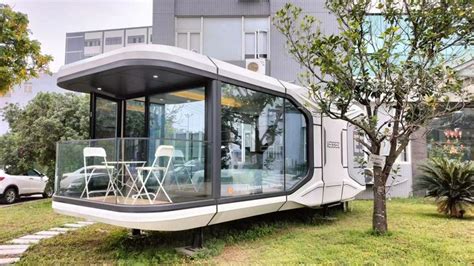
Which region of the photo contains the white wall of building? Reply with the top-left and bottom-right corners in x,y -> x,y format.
0,73 -> 66,135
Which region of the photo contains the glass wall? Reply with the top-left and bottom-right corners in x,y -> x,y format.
59,82 -> 311,206
148,87 -> 210,201
220,83 -> 285,197
427,108 -> 474,161
95,97 -> 117,138
125,98 -> 145,137
285,100 -> 308,189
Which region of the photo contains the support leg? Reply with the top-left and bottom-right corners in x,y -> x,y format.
322,205 -> 328,217
132,229 -> 141,237
191,227 -> 204,249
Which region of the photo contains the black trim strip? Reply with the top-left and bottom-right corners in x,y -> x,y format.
90,93 -> 96,139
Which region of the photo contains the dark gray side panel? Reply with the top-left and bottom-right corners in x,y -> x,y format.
152,0 -> 176,45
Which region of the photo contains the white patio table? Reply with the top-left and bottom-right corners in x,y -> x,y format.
104,161 -> 146,201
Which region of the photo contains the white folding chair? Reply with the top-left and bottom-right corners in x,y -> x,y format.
81,147 -> 119,201
133,145 -> 174,204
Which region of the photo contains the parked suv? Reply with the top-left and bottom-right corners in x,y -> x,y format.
0,169 -> 52,204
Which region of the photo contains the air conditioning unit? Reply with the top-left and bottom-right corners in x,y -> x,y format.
245,58 -> 266,75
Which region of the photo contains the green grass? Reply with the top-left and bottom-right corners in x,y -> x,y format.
0,199 -> 77,243
17,198 -> 474,265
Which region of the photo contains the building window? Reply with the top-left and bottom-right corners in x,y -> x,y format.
203,18 -> 242,61
175,16 -> 270,60
105,37 -> 122,45
176,17 -> 202,53
176,32 -> 201,53
244,31 -> 268,59
127,35 -> 145,44
244,17 -> 269,59
84,39 -> 101,47
220,83 -> 285,197
427,108 -> 474,161
396,147 -> 409,163
24,83 -> 33,93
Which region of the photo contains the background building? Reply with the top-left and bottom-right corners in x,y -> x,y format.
0,73 -> 65,135
65,26 -> 153,64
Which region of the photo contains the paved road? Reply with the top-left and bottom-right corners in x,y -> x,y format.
0,195 -> 45,208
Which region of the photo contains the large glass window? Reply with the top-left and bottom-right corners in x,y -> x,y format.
147,87 -> 210,202
285,100 -> 308,189
95,97 -> 117,139
125,98 -> 145,137
220,83 -> 285,197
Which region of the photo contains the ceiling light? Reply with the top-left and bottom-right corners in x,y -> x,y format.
97,87 -> 102,91
152,75 -> 159,79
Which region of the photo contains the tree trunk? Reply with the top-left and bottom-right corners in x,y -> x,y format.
372,165 -> 388,234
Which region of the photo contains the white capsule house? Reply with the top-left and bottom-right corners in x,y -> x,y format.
52,45 -> 365,231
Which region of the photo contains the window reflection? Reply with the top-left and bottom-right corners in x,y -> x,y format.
147,87 -> 210,202
285,100 -> 308,189
95,97 -> 117,139
125,98 -> 145,137
220,83 -> 285,197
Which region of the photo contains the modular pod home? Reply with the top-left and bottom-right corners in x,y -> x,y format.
52,45 -> 365,231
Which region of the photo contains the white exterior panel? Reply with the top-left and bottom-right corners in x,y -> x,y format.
209,196 -> 286,225
53,201 -> 216,231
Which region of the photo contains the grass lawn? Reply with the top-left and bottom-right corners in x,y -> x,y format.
0,199 -> 77,243
17,198 -> 474,265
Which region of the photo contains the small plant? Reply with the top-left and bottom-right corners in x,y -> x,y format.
416,158 -> 473,218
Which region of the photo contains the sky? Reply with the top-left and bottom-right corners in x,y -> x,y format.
2,0 -> 153,71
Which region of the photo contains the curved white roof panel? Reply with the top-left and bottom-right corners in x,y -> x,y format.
57,45 -> 301,98
58,45 -> 217,80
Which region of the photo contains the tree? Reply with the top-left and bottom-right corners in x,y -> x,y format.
0,93 -> 89,180
274,0 -> 473,234
0,4 -> 52,94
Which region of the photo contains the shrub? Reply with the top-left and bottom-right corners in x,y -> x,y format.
416,158 -> 473,218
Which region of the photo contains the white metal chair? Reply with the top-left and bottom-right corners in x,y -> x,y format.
133,145 -> 174,204
81,147 -> 119,201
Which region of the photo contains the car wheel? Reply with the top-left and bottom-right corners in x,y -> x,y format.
2,188 -> 18,204
42,185 -> 53,198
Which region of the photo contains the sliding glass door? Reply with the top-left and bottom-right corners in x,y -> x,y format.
147,86 -> 211,202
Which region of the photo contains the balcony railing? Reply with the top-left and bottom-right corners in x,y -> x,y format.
55,138 -> 210,206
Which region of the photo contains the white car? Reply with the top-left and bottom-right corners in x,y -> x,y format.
0,169 -> 52,204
